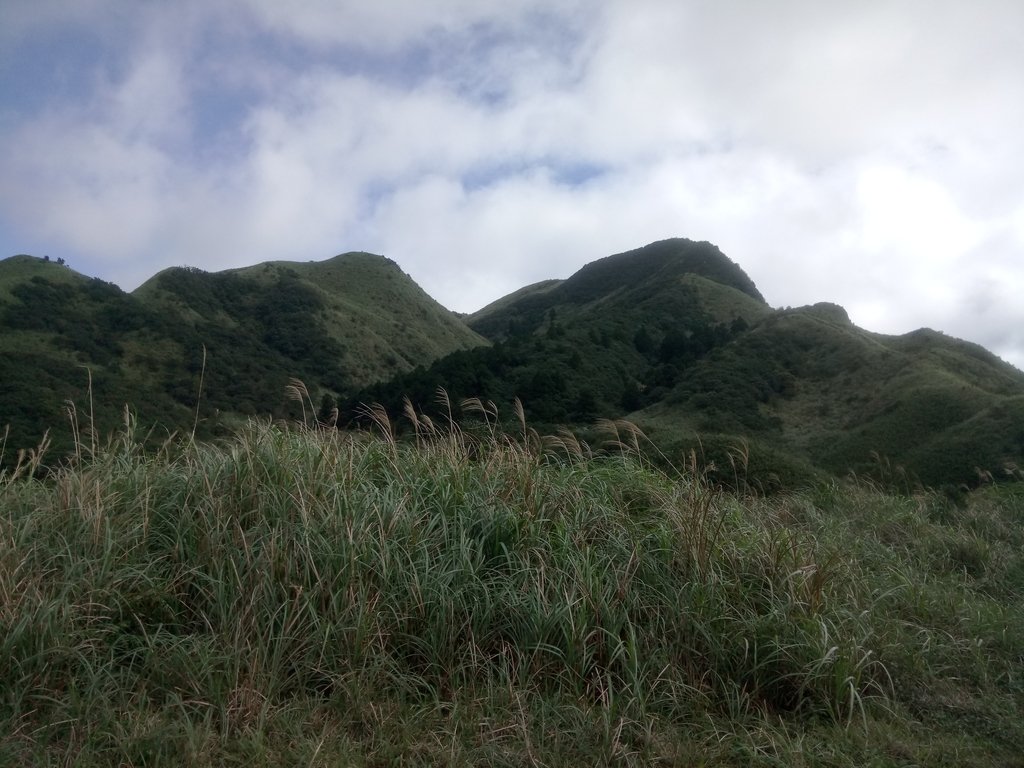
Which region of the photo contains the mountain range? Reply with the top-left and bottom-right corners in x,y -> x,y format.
3,239 -> 1023,489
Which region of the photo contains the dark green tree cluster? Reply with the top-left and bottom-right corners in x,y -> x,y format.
0,278 -> 189,466
3,276 -> 155,366
347,306 -> 751,432
345,331 -> 618,430
148,267 -> 349,418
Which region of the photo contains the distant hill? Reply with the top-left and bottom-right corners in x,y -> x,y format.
633,301 -> 1024,487
0,252 -> 485,466
351,239 -> 1024,490
469,238 -> 766,340
1,255 -> 193,464
354,239 -> 773,424
5,240 -> 1023,488
135,252 -> 486,391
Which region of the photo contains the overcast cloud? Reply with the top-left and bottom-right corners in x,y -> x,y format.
2,0 -> 1022,368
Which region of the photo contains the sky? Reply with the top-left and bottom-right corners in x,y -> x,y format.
2,0 -> 1023,369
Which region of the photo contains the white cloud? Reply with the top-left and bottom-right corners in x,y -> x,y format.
857,165 -> 985,268
3,121 -> 172,253
102,50 -> 190,143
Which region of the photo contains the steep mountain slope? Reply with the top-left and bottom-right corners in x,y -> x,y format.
467,279 -> 562,331
354,239 -> 772,424
135,252 -> 486,390
469,238 -> 767,340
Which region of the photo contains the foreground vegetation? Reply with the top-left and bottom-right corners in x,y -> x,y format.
2,404 -> 1022,766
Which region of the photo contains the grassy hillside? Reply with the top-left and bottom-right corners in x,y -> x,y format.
0,256 -> 196,463
637,305 -> 1024,488
136,252 -> 486,388
466,277 -> 563,330
469,238 -> 768,341
2,414 -> 1022,765
0,255 -> 85,299
1,253 -> 486,466
355,239 -> 770,428
5,239 -> 1024,490
355,240 -> 1024,489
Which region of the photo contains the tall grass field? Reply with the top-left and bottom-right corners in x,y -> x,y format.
1,401 -> 1022,766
